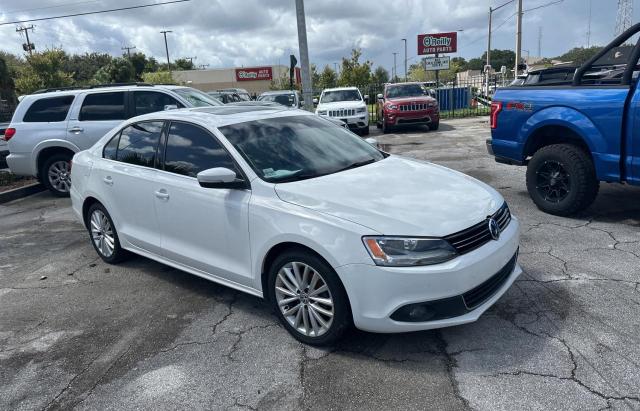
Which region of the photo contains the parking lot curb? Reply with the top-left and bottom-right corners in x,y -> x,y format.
0,183 -> 46,204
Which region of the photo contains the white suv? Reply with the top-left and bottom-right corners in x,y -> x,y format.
315,87 -> 369,135
2,84 -> 222,195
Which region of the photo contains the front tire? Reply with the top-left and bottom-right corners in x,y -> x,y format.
361,125 -> 370,135
526,144 -> 599,216
428,121 -> 440,131
382,116 -> 391,134
86,203 -> 128,264
41,153 -> 72,197
268,250 -> 351,346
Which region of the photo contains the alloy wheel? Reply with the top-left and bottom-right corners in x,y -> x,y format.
48,160 -> 71,193
536,160 -> 571,203
90,209 -> 115,258
275,261 -> 334,338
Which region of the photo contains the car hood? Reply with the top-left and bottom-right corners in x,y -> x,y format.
386,96 -> 436,104
317,101 -> 365,110
274,156 -> 503,237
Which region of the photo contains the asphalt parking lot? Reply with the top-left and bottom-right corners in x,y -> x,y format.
2,117 -> 640,410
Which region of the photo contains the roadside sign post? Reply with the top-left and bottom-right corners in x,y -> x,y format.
417,32 -> 458,90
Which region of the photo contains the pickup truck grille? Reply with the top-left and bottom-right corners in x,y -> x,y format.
399,103 -> 428,111
444,203 -> 511,255
328,109 -> 355,117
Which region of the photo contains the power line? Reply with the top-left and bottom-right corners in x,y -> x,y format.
4,1 -> 99,16
0,0 -> 191,26
524,0 -> 564,13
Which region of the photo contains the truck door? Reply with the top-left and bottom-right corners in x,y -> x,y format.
626,80 -> 640,184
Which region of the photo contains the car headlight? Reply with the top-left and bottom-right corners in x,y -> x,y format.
356,107 -> 367,113
386,104 -> 398,110
362,236 -> 457,267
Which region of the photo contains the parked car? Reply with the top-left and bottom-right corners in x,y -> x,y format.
70,105 -> 521,345
258,90 -> 303,108
217,88 -> 251,101
488,23 -> 640,215
376,82 -> 439,133
207,91 -> 243,104
315,87 -> 370,135
2,83 -> 222,196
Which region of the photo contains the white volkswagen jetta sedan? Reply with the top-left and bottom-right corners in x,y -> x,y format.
70,105 -> 521,345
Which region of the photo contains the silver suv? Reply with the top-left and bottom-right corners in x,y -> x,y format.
3,83 -> 222,196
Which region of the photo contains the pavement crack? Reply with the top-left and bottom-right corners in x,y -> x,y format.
435,331 -> 472,410
42,351 -> 103,411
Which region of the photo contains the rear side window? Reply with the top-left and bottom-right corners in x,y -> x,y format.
134,91 -> 183,116
164,122 -> 238,177
80,92 -> 126,121
23,96 -> 75,122
115,121 -> 164,167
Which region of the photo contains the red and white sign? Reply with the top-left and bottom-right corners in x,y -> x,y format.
235,66 -> 273,81
417,32 -> 458,55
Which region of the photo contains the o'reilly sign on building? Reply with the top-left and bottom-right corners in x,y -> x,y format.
417,32 -> 458,55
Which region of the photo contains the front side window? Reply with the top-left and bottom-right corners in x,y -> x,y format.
134,91 -> 183,116
320,90 -> 362,103
115,121 -> 164,167
172,87 -> 223,107
80,92 -> 126,121
219,115 -> 384,183
259,94 -> 296,106
23,96 -> 75,122
164,122 -> 238,177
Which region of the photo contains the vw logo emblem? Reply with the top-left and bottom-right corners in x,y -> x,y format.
488,218 -> 500,241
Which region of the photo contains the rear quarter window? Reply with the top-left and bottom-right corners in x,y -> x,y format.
80,92 -> 126,121
23,96 -> 75,122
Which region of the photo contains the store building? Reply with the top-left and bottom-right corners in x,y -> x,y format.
172,65 -> 299,95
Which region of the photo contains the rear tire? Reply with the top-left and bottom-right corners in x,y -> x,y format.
526,144 -> 599,216
41,153 -> 72,197
268,250 -> 351,346
86,203 -> 128,264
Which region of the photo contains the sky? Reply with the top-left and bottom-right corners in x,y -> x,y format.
0,0 -> 637,73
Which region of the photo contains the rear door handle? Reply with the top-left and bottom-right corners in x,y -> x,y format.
68,126 -> 84,133
155,189 -> 169,200
103,176 -> 113,185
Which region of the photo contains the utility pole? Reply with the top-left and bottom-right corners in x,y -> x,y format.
160,30 -> 172,71
586,0 -> 592,46
333,62 -> 338,74
538,27 -> 542,57
294,0 -> 313,111
515,0 -> 523,76
16,25 -> 35,55
402,38 -> 407,82
122,45 -> 136,58
486,7 -> 493,97
183,56 -> 196,68
392,52 -> 397,82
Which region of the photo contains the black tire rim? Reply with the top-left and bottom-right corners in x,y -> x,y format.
536,160 -> 571,203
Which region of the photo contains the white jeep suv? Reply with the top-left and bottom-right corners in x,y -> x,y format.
315,87 -> 369,135
2,84 -> 221,196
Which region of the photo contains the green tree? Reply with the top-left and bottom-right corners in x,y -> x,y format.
478,49 -> 515,72
339,48 -> 372,87
128,52 -> 149,80
371,66 -> 389,84
317,65 -> 337,90
142,71 -> 174,84
91,57 -> 135,84
64,52 -> 112,84
145,57 -> 159,73
555,46 -> 603,65
174,58 -> 195,70
14,49 -> 74,94
408,62 -> 427,82
0,55 -> 17,105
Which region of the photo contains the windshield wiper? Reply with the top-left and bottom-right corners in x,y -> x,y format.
335,158 -> 377,172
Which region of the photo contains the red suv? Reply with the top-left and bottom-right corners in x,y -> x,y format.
376,82 -> 439,133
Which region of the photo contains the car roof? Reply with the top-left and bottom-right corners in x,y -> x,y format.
322,87 -> 359,92
260,90 -> 297,95
130,105 -> 311,128
24,84 -> 188,99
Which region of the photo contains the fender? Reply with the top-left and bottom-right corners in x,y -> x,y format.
519,106 -> 605,154
31,139 -> 81,175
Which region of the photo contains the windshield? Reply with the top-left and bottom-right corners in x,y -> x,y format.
220,115 -> 384,183
386,84 -> 428,98
258,94 -> 296,106
174,88 -> 223,107
320,89 -> 361,103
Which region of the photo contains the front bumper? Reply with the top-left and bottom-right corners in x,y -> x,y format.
336,216 -> 521,333
319,113 -> 369,130
385,109 -> 439,126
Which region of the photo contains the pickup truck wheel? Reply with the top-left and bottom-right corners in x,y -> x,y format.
526,144 -> 599,216
41,153 -> 72,197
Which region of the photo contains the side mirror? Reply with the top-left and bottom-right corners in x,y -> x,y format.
164,104 -> 179,111
365,137 -> 378,147
312,97 -> 318,106
364,94 -> 369,103
376,93 -> 383,101
197,167 -> 247,189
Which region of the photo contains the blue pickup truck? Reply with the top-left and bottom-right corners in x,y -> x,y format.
487,24 -> 640,216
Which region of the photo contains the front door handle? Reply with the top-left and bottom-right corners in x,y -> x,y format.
155,189 -> 170,200
68,126 -> 84,133
103,176 -> 113,185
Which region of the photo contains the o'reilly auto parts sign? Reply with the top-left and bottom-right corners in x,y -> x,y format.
425,56 -> 450,71
418,32 -> 458,55
235,66 -> 273,81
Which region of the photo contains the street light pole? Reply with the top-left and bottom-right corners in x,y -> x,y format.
515,0 -> 523,76
294,0 -> 313,111
402,38 -> 407,82
160,30 -> 172,71
392,52 -> 397,82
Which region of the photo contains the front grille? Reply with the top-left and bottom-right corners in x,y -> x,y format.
444,202 -> 511,255
463,251 -> 518,309
399,103 -> 429,111
328,108 -> 355,117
